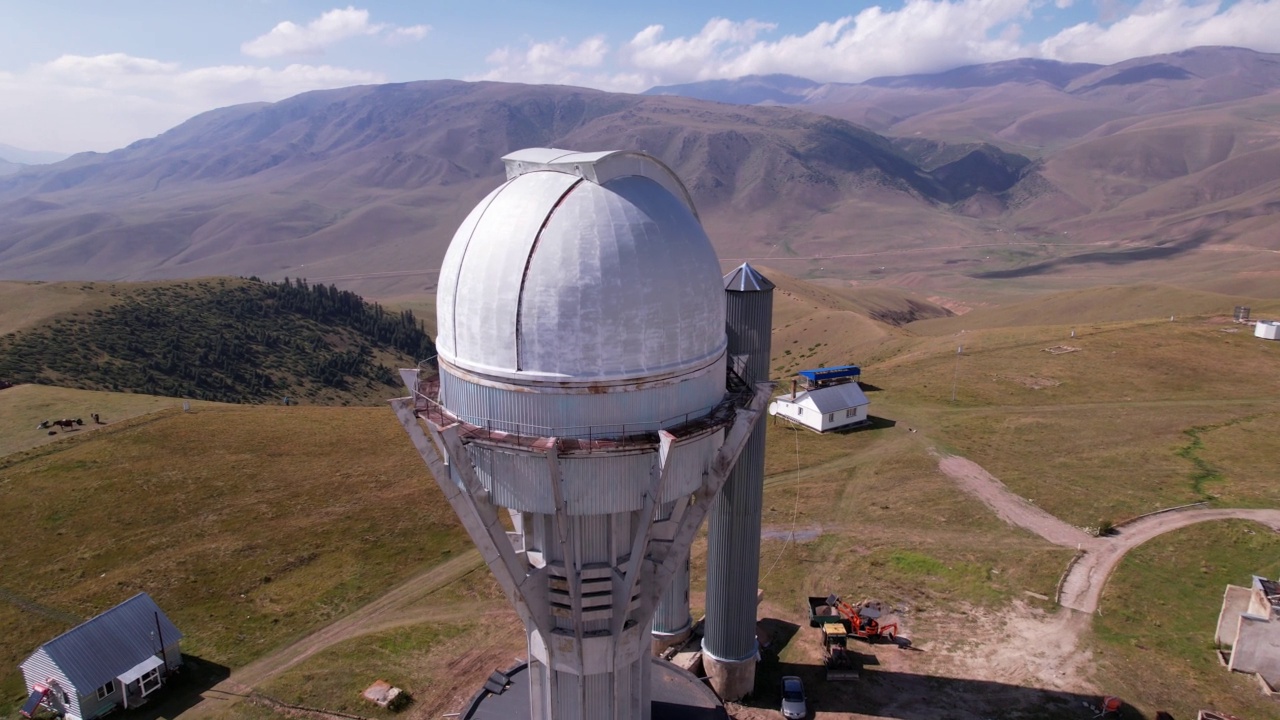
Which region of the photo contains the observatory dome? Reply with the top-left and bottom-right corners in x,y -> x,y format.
436,149 -> 726,385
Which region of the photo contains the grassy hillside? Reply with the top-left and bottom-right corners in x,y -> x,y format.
0,278 -> 434,405
0,384 -> 220,457
0,404 -> 468,715
910,284 -> 1280,335
0,281 -> 122,336
7,276 -> 1279,717
1094,521 -> 1280,718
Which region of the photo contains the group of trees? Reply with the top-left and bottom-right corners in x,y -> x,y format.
0,278 -> 435,404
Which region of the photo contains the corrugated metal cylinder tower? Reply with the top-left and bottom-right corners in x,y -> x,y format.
702,263 -> 775,700
393,149 -> 772,720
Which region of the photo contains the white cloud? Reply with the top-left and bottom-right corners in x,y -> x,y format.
474,0 -> 1280,93
0,54 -> 383,152
387,25 -> 431,44
618,3 -> 1030,84
472,36 -> 644,91
1038,0 -> 1280,63
242,6 -> 429,58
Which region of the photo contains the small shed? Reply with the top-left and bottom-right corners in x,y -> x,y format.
769,382 -> 870,433
1255,321 -> 1280,340
20,593 -> 183,720
1216,575 -> 1280,691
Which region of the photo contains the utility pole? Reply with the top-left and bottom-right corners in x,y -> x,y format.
951,345 -> 962,403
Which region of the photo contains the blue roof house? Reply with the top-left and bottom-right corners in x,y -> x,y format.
20,593 -> 183,720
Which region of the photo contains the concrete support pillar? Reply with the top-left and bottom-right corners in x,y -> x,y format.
702,263 -> 774,701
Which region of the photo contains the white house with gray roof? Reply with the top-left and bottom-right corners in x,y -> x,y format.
20,593 -> 182,720
769,381 -> 870,433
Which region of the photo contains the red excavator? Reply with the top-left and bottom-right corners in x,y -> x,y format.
809,595 -> 898,643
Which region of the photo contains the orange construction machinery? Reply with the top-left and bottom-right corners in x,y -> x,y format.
807,594 -> 899,643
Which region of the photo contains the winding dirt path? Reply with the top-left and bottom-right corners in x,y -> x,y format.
1059,508 -> 1280,613
936,455 -> 1095,548
182,548 -> 489,718
936,453 -> 1280,613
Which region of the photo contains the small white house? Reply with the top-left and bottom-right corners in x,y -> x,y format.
769,382 -> 870,433
1256,321 -> 1280,340
20,593 -> 183,720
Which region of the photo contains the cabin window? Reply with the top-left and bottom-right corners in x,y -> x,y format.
96,680 -> 116,700
827,413 -> 834,422
845,409 -> 855,419
797,407 -> 803,415
139,668 -> 161,697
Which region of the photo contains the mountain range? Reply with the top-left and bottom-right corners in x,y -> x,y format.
1,46 -> 1279,301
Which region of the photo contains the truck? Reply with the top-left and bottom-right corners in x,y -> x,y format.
819,621 -> 859,680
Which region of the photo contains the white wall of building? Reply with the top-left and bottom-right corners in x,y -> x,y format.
769,395 -> 868,433
1256,321 -> 1280,340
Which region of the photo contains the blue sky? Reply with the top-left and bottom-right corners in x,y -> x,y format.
2,0 -> 1278,154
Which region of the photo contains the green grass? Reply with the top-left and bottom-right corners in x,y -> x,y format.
1093,521 -> 1280,719
252,621 -> 473,719
0,404 -> 467,715
869,316 -> 1280,526
758,423 -> 1068,619
0,277 -> 434,405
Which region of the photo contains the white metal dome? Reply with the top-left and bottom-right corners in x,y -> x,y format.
436,149 -> 726,385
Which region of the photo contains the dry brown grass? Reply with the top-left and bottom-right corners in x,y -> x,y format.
0,384 -> 220,457
0,404 -> 468,713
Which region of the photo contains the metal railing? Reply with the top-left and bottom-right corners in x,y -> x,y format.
411,365 -> 757,452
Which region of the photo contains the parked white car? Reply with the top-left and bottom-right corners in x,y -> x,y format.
781,675 -> 806,719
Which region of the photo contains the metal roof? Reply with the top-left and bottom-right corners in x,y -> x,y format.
786,382 -> 869,413
501,148 -> 698,219
26,593 -> 182,692
437,149 -> 727,385
722,263 -> 774,292
798,366 -> 861,383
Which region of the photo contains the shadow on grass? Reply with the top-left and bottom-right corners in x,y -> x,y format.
119,656 -> 230,720
746,656 -> 1146,720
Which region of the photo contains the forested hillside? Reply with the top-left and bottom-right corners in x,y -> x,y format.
0,278 -> 434,404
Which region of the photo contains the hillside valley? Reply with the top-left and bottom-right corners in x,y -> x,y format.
0,278 -> 434,405
4,275 -> 1280,720
2,47 -> 1280,303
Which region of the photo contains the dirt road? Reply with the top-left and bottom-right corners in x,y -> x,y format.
1058,508 -> 1280,613
936,454 -> 1096,548
937,453 -> 1280,613
183,548 -> 488,718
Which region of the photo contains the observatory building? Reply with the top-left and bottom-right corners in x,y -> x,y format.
393,148 -> 773,719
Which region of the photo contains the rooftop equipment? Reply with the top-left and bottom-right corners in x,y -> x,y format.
798,365 -> 861,389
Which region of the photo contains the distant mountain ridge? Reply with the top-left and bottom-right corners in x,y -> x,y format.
0,81 -> 1031,293
0,143 -> 69,165
645,46 -> 1280,150
1,46 -> 1279,300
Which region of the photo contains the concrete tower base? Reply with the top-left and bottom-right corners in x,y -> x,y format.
652,621 -> 693,655
701,646 -> 757,701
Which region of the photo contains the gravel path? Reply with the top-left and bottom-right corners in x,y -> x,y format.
182,548 -> 489,718
937,453 -> 1280,613
1058,507 -> 1280,613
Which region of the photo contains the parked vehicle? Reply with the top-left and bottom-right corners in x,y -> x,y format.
781,675 -> 806,719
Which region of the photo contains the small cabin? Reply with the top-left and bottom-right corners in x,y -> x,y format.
769,366 -> 869,433
1256,321 -> 1280,341
20,593 -> 183,720
1216,575 -> 1280,692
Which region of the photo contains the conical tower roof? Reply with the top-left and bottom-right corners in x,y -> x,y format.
722,262 -> 774,292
